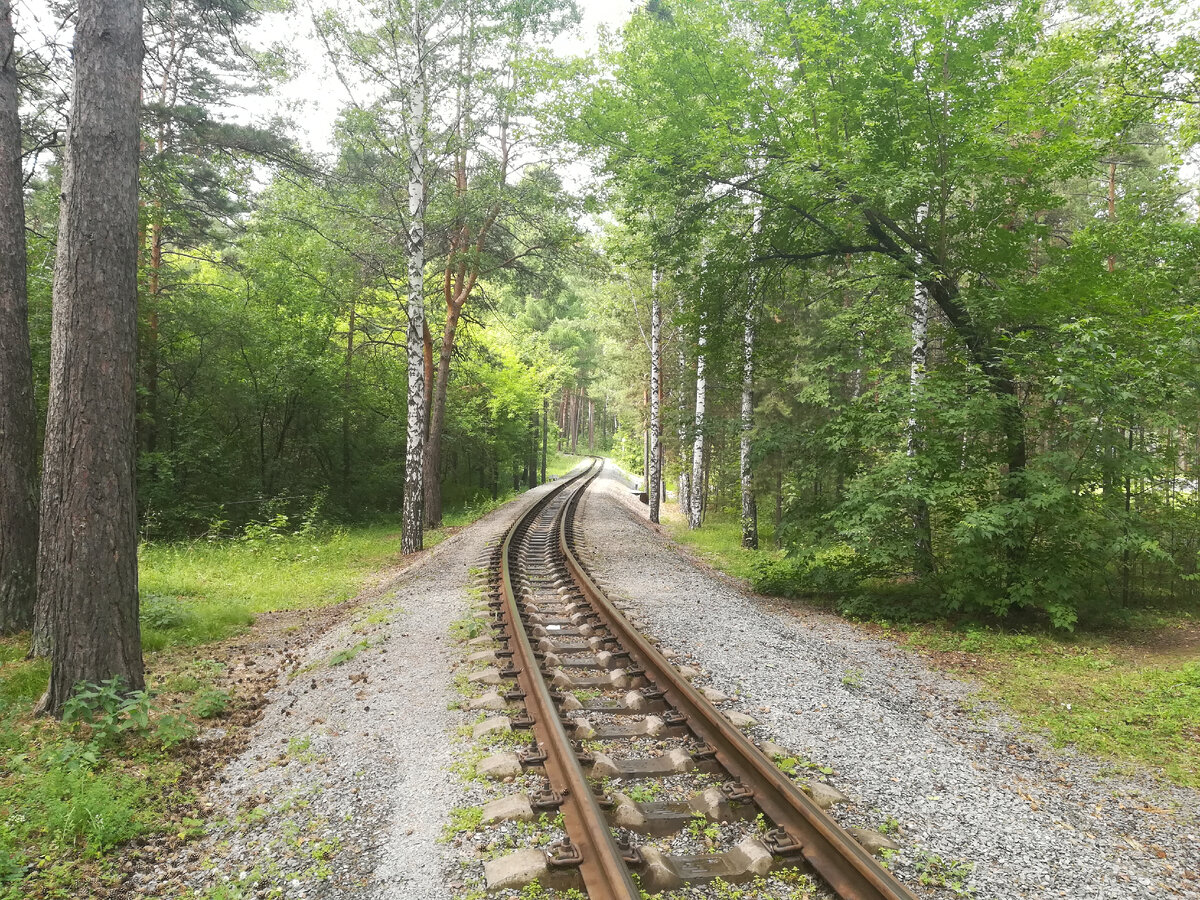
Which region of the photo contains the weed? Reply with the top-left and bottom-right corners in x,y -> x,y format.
840,667 -> 864,688
191,689 -> 231,719
440,806 -> 484,841
329,640 -> 371,667
911,849 -> 975,895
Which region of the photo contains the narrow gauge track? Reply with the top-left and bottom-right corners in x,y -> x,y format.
480,458 -> 917,900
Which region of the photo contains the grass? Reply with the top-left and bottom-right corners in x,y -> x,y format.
0,484 -> 549,899
659,506 -> 781,582
890,620 -> 1200,787
664,513 -> 1200,789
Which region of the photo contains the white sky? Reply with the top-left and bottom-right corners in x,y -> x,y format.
250,0 -> 635,155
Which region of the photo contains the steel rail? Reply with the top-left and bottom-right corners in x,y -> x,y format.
499,458 -> 641,900
559,462 -> 919,900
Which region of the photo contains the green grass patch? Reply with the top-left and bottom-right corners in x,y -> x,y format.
138,524 -> 409,649
660,507 -> 781,582
893,621 -> 1200,787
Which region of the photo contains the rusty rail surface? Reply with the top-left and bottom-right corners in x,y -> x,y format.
498,458 -> 640,899
490,457 -> 918,900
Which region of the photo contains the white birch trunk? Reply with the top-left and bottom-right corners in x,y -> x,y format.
740,212 -> 763,549
648,267 -> 662,524
688,313 -> 707,530
400,7 -> 428,555
908,204 -> 933,574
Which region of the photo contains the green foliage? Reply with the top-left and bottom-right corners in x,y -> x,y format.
62,679 -> 154,747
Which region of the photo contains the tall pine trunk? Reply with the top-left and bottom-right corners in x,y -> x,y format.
0,0 -> 37,634
688,315 -> 707,530
422,305 -> 461,528
648,268 -> 662,524
400,10 -> 428,555
33,0 -> 144,710
541,397 -> 547,483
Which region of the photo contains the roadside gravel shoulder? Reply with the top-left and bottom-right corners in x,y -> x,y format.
128,482 -> 565,900
576,463 -> 1198,900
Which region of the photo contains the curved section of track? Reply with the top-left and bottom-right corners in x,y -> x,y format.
489,458 -> 917,900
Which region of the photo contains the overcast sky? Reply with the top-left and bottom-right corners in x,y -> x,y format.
248,0 -> 635,155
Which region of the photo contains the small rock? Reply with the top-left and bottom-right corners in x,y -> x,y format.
848,827 -> 900,856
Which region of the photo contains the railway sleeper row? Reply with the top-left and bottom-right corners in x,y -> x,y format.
458,462 -> 910,900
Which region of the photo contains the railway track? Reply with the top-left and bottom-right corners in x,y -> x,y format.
471,458 -> 918,900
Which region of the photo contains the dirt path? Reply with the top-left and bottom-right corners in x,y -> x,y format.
121,482 -> 564,900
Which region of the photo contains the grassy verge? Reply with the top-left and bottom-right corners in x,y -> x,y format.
0,484 -> 550,899
885,617 -> 1200,787
659,511 -> 1200,790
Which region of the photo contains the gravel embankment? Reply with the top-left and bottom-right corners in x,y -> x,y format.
126,481 -> 564,900
575,463 -> 1198,900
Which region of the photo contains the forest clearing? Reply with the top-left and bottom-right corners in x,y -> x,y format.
1,0 -> 1199,897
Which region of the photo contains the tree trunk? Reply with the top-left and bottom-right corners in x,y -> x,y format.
648,268 -> 662,524
541,397 -> 548,483
588,399 -> 594,452
677,328 -> 691,516
33,0 -> 144,711
0,0 -> 37,634
341,294 -> 357,502
422,303 -> 462,529
907,211 -> 935,577
400,9 -> 428,555
740,290 -> 758,549
526,411 -> 537,489
688,316 -> 707,529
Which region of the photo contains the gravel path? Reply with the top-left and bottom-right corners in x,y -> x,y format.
575,463 -> 1199,900
128,481 -> 564,900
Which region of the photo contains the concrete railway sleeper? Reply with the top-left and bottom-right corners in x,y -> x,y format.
471,458 -> 918,900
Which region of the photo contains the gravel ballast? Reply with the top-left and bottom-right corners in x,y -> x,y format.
575,463 -> 1198,899
130,482 -> 565,900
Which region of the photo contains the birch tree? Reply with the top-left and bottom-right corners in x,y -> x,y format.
688,309 -> 707,530
907,205 -> 933,575
648,266 -> 662,523
0,0 -> 37,634
35,0 -> 145,712
401,1 -> 430,553
740,209 -> 763,549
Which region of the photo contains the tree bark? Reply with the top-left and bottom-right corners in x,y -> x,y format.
400,6 -> 428,555
0,0 -> 37,634
33,0 -> 144,711
341,293 -> 357,502
676,325 -> 691,516
688,315 -> 707,530
741,213 -> 763,550
740,294 -> 758,549
541,397 -> 548,483
648,268 -> 662,524
907,207 -> 934,576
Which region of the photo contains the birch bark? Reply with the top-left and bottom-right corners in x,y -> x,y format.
648,268 -> 662,523
400,3 -> 429,555
688,312 -> 707,530
740,212 -> 763,549
908,205 -> 934,575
